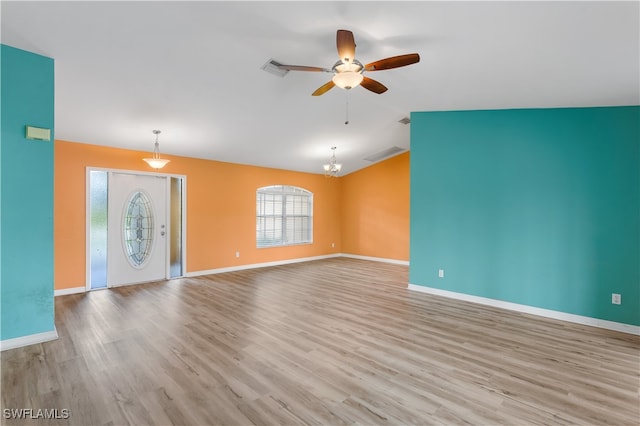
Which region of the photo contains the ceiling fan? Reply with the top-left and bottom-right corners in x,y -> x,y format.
278,29 -> 420,96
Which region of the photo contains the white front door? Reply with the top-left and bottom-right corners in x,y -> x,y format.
107,172 -> 168,287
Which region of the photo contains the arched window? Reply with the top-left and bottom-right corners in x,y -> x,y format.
256,185 -> 313,248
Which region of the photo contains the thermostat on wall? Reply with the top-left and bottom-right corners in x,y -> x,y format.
25,125 -> 51,141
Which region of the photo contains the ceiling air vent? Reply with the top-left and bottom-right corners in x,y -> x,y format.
364,146 -> 405,162
398,117 -> 411,125
261,58 -> 289,77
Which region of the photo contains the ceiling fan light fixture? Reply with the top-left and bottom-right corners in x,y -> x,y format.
143,130 -> 171,169
332,59 -> 364,90
332,72 -> 364,90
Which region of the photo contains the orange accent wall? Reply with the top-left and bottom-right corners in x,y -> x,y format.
54,140 -> 342,290
339,152 -> 410,261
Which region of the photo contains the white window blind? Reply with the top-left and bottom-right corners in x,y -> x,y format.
256,185 -> 313,248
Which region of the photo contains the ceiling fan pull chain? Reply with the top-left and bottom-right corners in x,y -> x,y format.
345,91 -> 350,125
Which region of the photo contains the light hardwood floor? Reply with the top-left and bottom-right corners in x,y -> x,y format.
1,258 -> 639,425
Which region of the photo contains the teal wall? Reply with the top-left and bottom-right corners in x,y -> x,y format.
410,106 -> 639,326
1,45 -> 55,340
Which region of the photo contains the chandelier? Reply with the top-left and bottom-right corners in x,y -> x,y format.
323,146 -> 342,177
143,130 -> 170,169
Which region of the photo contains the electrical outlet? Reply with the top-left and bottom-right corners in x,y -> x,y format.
331,242 -> 335,248
235,251 -> 240,258
438,269 -> 445,278
612,293 -> 621,305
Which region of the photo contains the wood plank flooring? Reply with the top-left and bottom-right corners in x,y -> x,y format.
1,258 -> 639,425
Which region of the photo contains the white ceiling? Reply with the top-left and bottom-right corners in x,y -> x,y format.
2,1 -> 638,175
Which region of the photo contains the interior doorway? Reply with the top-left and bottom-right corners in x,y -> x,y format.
87,169 -> 185,290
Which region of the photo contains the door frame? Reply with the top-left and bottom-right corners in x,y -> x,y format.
85,167 -> 187,291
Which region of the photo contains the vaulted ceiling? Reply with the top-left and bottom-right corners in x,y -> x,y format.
2,1 -> 638,174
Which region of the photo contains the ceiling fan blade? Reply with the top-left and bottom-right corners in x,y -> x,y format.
337,29 -> 356,63
312,80 -> 336,96
278,65 -> 330,72
364,53 -> 420,71
360,76 -> 388,94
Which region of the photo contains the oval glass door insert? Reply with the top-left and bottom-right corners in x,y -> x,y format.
123,190 -> 154,267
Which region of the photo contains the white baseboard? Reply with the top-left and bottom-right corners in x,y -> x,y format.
0,328 -> 59,351
54,286 -> 86,297
185,254 -> 342,277
408,284 -> 640,336
340,253 -> 410,266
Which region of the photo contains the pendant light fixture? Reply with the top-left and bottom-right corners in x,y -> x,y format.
143,130 -> 170,169
323,146 -> 342,177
